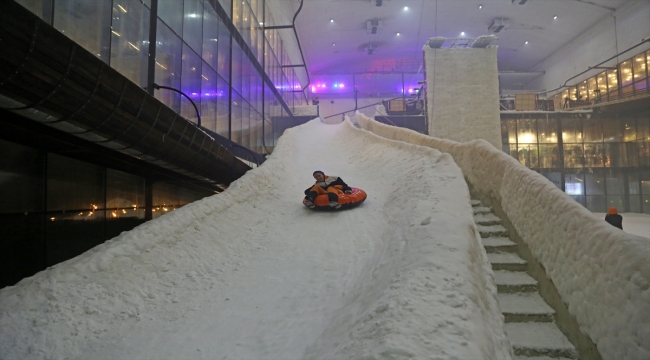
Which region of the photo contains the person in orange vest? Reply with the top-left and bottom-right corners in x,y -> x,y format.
304,170 -> 352,209
605,207 -> 623,230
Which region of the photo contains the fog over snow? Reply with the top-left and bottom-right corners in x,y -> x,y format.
0,120 -> 512,360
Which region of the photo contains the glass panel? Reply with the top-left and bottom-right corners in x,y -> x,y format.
110,0 -> 150,88
586,196 -> 607,212
595,71 -> 607,102
583,119 -> 602,143
15,0 -> 53,24
564,144 -> 584,168
0,139 -> 44,213
624,119 -> 636,142
241,101 -> 250,149
232,42 -> 243,93
157,0 -> 183,35
46,154 -> 104,212
106,168 -> 144,211
578,80 -> 588,100
585,172 -> 605,195
217,20 -> 231,80
603,117 -> 623,142
562,118 -> 582,144
154,21 -> 183,113
565,173 -> 584,196
183,0 -> 204,55
231,91 -> 243,143
604,143 -> 627,167
541,172 -> 561,189
152,182 -> 178,219
539,145 -> 561,169
537,117 -> 558,144
181,44 -> 202,124
216,75 -> 230,137
607,69 -> 618,94
584,144 -> 605,167
517,144 -> 538,168
202,4 -> 219,70
201,64 -> 218,132
633,54 -> 648,91
517,118 -> 536,143
53,0 -> 111,61
569,86 -> 578,101
620,60 -> 633,87
587,77 -> 597,101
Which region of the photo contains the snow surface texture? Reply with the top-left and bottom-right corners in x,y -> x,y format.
356,112 -> 650,360
0,119 -> 512,360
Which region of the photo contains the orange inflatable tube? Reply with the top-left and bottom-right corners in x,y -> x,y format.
303,187 -> 367,211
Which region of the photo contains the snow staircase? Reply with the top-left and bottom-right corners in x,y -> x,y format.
472,200 -> 579,360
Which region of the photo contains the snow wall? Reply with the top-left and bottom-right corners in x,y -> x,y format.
356,112 -> 650,360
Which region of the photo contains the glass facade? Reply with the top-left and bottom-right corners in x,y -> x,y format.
501,112 -> 650,213
0,138 -> 213,288
553,49 -> 649,109
15,0 -> 309,154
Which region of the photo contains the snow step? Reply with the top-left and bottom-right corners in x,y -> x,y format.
470,199 -> 482,207
495,270 -> 538,293
474,212 -> 502,226
505,323 -> 578,359
473,206 -> 492,215
498,293 -> 555,323
488,253 -> 527,271
483,237 -> 517,253
478,224 -> 509,238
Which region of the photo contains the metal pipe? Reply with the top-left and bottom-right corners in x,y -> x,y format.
152,83 -> 202,127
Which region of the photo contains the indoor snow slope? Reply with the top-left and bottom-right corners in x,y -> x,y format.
0,119 -> 511,360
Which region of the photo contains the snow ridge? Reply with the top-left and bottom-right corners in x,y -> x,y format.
356,111 -> 650,360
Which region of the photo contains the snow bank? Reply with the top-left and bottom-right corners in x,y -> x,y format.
356,112 -> 650,360
0,119 -> 511,359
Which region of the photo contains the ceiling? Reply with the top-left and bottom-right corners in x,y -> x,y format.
289,0 -> 632,90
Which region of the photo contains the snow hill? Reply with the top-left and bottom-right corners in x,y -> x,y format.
0,119 -> 512,359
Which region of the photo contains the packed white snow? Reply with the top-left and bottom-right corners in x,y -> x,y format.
0,119 -> 512,360
356,112 -> 650,360
594,212 -> 650,239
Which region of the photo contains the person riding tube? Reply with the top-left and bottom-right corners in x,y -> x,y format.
304,170 -> 352,209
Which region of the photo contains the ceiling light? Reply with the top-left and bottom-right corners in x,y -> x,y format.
478,5 -> 483,9
396,32 -> 400,36
525,41 -> 529,44
404,6 -> 408,10
461,32 -> 465,35
332,43 -> 335,46
553,15 -> 558,20
330,19 -> 334,22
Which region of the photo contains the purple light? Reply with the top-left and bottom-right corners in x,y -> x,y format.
339,83 -> 345,88
311,86 -> 315,92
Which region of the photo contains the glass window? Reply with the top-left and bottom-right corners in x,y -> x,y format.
53,0 -> 111,61
183,0 -> 204,55
604,143 -> 627,167
157,0 -> 183,35
539,145 -> 561,169
620,60 -> 633,87
607,69 -> 618,94
578,80 -> 588,100
537,117 -> 558,144
217,20 -> 231,81
110,0 -> 150,88
583,119 -> 602,143
603,117 -> 623,142
596,71 -> 607,100
633,54 -> 648,91
152,182 -> 179,219
154,21 -> 183,113
232,42 -> 243,93
587,77 -> 597,101
15,0 -> 53,24
624,119 -> 636,141
517,144 -> 538,168
241,101 -> 250,149
564,144 -> 584,168
216,75 -> 230,137
565,173 -> 584,196
231,91 -> 242,143
202,5 -> 220,70
541,172 -> 561,189
569,86 -> 578,101
201,64 -> 218,132
584,144 -> 605,167
106,169 -> 145,219
181,44 -> 202,124
562,118 -> 582,143
0,139 -> 44,213
47,154 -> 104,212
586,195 -> 607,212
585,172 -> 605,195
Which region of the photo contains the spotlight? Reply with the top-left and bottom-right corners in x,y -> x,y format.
478,5 -> 483,9
330,19 -> 334,22
525,41 -> 529,44
553,15 -> 558,20
332,43 -> 335,46
461,32 -> 465,36
397,32 -> 400,36
404,6 -> 408,11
